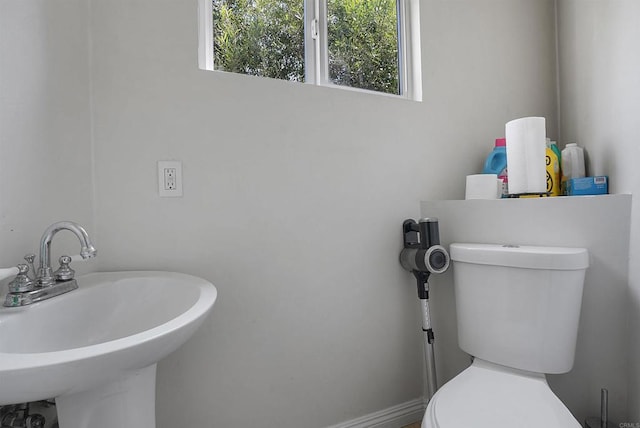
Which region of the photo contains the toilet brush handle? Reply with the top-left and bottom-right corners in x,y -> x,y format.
600,388 -> 608,426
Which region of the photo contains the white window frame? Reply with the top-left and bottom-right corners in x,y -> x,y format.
198,0 -> 214,72
198,0 -> 422,101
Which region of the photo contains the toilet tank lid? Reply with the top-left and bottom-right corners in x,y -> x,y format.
450,243 -> 589,270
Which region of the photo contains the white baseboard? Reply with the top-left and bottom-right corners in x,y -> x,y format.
325,398 -> 426,428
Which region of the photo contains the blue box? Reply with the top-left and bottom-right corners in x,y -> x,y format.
566,176 -> 608,196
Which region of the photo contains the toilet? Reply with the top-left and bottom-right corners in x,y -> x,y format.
423,243 -> 589,428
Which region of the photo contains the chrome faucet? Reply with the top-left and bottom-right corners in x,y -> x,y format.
3,221 -> 97,307
37,221 -> 97,287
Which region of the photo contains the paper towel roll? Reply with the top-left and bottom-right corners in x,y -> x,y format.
465,174 -> 501,199
505,117 -> 547,194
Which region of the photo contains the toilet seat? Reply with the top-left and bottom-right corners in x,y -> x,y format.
423,359 -> 581,428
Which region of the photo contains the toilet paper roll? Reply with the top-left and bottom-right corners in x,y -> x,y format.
465,174 -> 501,199
505,117 -> 547,194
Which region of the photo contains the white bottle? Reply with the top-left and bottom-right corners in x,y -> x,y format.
561,143 -> 586,180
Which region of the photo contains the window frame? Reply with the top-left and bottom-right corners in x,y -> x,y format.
198,0 -> 422,101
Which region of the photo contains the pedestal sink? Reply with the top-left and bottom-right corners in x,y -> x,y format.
0,271 -> 217,428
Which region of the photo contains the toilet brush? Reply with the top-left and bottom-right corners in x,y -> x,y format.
584,388 -> 617,428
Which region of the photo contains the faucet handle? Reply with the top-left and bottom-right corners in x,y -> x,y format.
8,264 -> 35,293
24,254 -> 36,280
54,255 -> 75,281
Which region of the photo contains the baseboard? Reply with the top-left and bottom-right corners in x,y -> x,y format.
325,398 -> 426,428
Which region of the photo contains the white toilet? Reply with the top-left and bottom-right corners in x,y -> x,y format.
423,243 -> 589,428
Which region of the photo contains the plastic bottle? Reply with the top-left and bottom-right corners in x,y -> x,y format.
561,143 -> 586,194
549,140 -> 562,165
545,139 -> 561,196
482,138 -> 508,197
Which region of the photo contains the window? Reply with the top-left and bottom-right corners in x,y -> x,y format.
198,0 -> 422,100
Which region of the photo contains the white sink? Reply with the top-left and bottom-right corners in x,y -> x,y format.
0,271 -> 217,428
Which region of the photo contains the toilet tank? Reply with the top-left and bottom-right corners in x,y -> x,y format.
450,243 -> 589,374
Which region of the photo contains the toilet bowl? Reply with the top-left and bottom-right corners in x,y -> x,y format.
422,243 -> 589,428
423,359 -> 581,427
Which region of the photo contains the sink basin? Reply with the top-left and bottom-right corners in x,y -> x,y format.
0,271 -> 217,428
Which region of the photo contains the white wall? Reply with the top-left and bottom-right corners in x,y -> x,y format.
0,1 -> 95,275
557,0 -> 640,421
422,196 -> 632,424
86,0 -> 558,427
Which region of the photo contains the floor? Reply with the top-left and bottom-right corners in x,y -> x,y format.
402,423 -> 421,428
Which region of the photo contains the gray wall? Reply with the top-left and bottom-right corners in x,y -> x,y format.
0,0 -> 95,271
557,0 -> 640,421
87,1 -> 557,427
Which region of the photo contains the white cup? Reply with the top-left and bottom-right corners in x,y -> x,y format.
465,174 -> 501,200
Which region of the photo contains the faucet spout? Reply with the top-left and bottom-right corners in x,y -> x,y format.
38,221 -> 97,287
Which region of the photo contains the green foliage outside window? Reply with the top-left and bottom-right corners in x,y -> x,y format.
213,0 -> 305,81
327,0 -> 399,94
212,0 -> 400,95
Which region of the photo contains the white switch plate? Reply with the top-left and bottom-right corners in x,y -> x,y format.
158,161 -> 183,197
